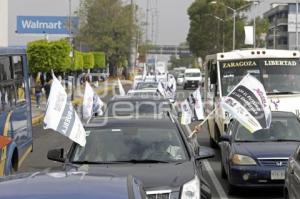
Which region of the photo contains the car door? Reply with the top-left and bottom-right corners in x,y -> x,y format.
220,121 -> 235,171
290,146 -> 300,198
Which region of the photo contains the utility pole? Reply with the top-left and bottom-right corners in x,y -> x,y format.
296,0 -> 299,50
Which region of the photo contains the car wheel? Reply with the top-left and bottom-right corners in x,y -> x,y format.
183,84 -> 186,90
221,161 -> 227,179
284,188 -> 289,199
210,123 -> 220,149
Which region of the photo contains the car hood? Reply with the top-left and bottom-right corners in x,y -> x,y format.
232,142 -> 300,158
0,171 -> 130,199
73,161 -> 195,191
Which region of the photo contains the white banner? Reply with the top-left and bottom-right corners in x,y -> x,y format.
157,81 -> 166,97
221,74 -> 271,133
82,82 -> 104,121
118,78 -> 126,96
180,99 -> 193,125
166,76 -> 177,99
44,76 -> 86,146
188,88 -> 204,120
244,26 -> 254,45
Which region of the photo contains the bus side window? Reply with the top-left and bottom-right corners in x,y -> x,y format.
12,56 -> 25,103
209,62 -> 218,96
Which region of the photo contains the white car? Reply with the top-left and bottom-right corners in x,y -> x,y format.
177,73 -> 184,86
183,68 -> 202,89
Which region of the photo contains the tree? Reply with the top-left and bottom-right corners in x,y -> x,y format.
187,0 -> 248,58
82,52 -> 95,70
27,39 -> 71,73
77,0 -> 138,76
93,52 -> 106,69
249,17 -> 269,48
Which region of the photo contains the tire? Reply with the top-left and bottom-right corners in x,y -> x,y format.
284,188 -> 289,199
183,84 -> 187,90
210,123 -> 220,149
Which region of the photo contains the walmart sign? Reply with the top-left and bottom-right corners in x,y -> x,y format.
17,16 -> 78,34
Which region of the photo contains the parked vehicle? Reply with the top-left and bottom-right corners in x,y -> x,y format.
0,47 -> 33,175
0,171 -> 147,199
47,115 -> 214,199
183,68 -> 202,90
219,112 -> 300,194
177,73 -> 184,86
284,144 -> 300,199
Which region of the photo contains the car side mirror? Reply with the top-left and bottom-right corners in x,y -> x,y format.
47,148 -> 65,163
195,146 -> 215,160
219,134 -> 231,142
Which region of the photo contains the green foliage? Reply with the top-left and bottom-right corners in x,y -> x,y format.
82,52 -> 95,69
93,52 -> 106,68
73,50 -> 84,71
169,55 -> 195,69
27,39 -> 71,73
187,0 -> 249,58
77,0 -> 138,75
248,17 -> 269,48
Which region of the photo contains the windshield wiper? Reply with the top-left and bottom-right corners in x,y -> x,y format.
115,159 -> 170,163
272,139 -> 300,142
267,91 -> 300,95
71,161 -> 122,165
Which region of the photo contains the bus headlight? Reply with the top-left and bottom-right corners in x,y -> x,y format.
181,175 -> 200,199
231,154 -> 257,165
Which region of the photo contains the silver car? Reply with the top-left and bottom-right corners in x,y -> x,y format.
285,145 -> 300,199
176,73 -> 184,86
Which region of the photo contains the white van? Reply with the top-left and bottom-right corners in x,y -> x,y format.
183,68 -> 202,89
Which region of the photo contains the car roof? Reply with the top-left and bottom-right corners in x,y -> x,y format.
86,117 -> 176,129
109,95 -> 167,102
0,172 -> 139,199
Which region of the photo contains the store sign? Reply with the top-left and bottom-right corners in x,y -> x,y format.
16,16 -> 78,34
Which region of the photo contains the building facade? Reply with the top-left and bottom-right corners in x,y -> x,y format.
0,0 -> 80,47
264,3 -> 300,50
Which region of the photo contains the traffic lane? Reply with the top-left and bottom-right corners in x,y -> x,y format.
19,84 -> 122,173
179,91 -> 284,199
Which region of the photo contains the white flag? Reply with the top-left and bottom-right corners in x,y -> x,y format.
221,74 -> 271,133
157,81 -> 166,97
180,99 -> 193,125
118,79 -> 126,96
82,82 -> 104,121
44,76 -> 86,146
188,88 -> 204,120
166,76 -> 177,99
244,26 -> 254,45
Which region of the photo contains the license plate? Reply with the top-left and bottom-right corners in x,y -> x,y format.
271,170 -> 285,180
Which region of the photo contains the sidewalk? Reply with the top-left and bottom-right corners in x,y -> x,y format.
31,81 -> 114,125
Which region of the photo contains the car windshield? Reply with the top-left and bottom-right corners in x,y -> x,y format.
185,72 -> 200,77
70,127 -> 188,163
220,59 -> 300,95
235,116 -> 300,142
128,92 -> 159,98
106,100 -> 172,116
136,82 -> 158,90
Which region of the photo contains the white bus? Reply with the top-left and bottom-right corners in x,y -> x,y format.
204,49 -> 300,147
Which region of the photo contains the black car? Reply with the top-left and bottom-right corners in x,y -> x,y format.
0,171 -> 146,199
48,115 -> 214,199
219,112 -> 300,194
104,96 -> 178,117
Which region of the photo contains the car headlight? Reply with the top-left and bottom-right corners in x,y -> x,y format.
181,175 -> 200,199
231,154 -> 257,165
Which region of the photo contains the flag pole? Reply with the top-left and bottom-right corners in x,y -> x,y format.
188,108 -> 216,139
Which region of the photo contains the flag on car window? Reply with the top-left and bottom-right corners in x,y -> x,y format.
180,99 -> 193,125
83,82 -> 104,121
221,74 -> 271,133
188,88 -> 204,121
43,75 -> 86,146
157,81 -> 166,97
118,79 -> 126,96
180,87 -> 204,125
166,76 -> 177,99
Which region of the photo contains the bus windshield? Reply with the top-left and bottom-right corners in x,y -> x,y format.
220,59 -> 300,95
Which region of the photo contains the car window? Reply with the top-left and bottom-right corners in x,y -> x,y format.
71,127 -> 188,162
136,82 -> 158,90
235,116 -> 300,142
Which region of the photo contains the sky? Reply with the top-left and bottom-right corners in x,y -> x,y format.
134,0 -> 194,46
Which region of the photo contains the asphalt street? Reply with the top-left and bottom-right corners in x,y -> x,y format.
19,85 -> 284,199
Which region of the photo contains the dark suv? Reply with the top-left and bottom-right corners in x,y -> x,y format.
48,115 -> 214,199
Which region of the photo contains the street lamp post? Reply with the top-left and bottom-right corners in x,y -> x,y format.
206,14 -> 225,52
210,1 -> 259,50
